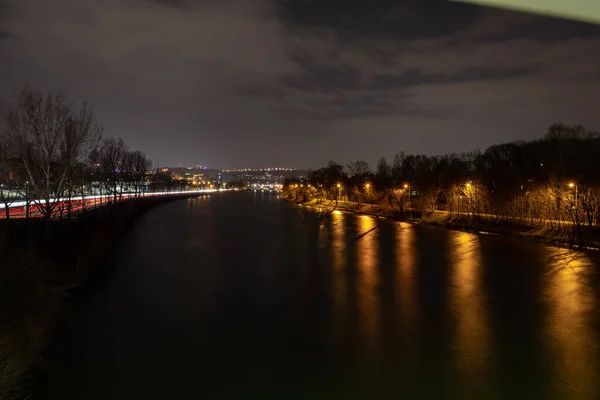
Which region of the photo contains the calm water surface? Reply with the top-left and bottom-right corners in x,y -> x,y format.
39,192 -> 600,399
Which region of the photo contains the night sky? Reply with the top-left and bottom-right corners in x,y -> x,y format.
1,0 -> 599,169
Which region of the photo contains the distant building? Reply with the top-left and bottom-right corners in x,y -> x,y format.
220,168 -> 310,187
159,166 -> 309,187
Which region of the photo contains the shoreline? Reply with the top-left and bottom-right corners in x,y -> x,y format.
287,197 -> 600,251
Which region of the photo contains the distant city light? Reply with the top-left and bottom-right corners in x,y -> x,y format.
221,167 -> 305,173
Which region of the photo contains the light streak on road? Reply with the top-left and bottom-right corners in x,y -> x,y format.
0,189 -> 230,219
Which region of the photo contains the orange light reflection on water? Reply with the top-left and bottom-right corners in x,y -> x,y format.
544,247 -> 599,398
330,210 -> 347,344
396,222 -> 417,341
449,231 -> 491,390
356,215 -> 380,356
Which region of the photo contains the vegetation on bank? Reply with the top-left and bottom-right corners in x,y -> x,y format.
283,123 -> 600,245
293,198 -> 593,247
0,87 -> 155,220
0,88 -> 239,223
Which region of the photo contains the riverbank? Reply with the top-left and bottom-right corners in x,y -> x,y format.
289,197 -> 600,250
0,193 -> 220,400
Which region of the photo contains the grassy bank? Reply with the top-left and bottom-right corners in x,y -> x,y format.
289,197 -> 600,249
0,193 -> 204,400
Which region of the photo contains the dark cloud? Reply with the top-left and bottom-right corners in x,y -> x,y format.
0,0 -> 599,169
281,0 -> 479,40
0,29 -> 13,38
149,0 -> 189,7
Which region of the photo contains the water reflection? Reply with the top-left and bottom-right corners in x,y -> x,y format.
187,195 -> 210,218
330,211 -> 347,345
544,247 -> 600,398
449,231 -> 491,390
356,215 -> 380,356
40,193 -> 600,398
395,223 -> 417,342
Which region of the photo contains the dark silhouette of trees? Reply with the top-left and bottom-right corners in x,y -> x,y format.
0,88 -> 102,220
0,88 -> 155,220
346,160 -> 371,205
308,161 -> 346,201
0,139 -> 18,219
285,123 -> 600,237
128,150 -> 152,197
228,179 -> 246,189
99,137 -> 128,203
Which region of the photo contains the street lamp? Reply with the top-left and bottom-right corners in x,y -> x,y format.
464,182 -> 473,214
569,182 -> 578,223
337,183 -> 341,201
365,183 -> 371,208
404,183 -> 411,204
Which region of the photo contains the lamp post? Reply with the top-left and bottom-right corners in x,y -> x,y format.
404,183 -> 410,208
365,183 -> 371,208
569,182 -> 578,224
337,183 -> 341,201
465,182 -> 472,215
526,191 -> 532,224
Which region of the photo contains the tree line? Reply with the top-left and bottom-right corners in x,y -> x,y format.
285,123 -> 600,233
0,88 -> 152,220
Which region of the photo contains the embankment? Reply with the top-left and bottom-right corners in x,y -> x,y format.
0,193 -> 215,400
288,197 -> 600,249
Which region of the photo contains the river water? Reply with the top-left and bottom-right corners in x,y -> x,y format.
38,192 -> 600,399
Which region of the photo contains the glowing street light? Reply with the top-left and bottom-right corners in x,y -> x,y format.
568,182 -> 578,223
464,182 -> 474,215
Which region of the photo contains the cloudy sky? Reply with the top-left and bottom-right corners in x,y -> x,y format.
1,0 -> 599,169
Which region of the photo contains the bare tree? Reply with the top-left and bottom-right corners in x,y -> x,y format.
1,88 -> 102,220
347,160 -> 371,177
100,137 -> 128,202
128,150 -> 152,197
0,135 -> 19,219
